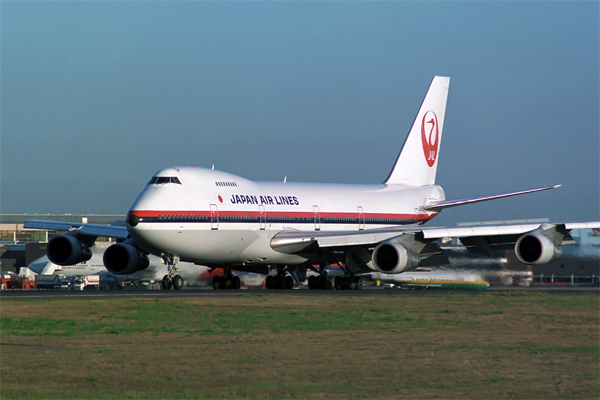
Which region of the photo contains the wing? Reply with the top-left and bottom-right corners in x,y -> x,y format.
24,220 -> 129,240
270,221 -> 600,274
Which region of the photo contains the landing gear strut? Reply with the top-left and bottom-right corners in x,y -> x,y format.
161,254 -> 184,290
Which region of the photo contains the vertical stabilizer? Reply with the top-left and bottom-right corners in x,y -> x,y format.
384,76 -> 450,186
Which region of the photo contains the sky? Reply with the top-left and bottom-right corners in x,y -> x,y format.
1,1 -> 599,227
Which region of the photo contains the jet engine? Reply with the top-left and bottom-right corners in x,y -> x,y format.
371,240 -> 421,274
103,242 -> 150,275
515,233 -> 562,265
47,235 -> 93,266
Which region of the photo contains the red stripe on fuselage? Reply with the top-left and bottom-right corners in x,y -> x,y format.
129,210 -> 436,222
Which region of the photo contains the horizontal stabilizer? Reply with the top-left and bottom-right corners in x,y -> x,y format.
421,185 -> 561,212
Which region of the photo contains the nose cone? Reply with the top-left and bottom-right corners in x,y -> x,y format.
125,183 -> 157,244
126,195 -> 151,232
125,202 -> 154,254
125,169 -> 182,253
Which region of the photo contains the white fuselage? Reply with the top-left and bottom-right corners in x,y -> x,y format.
127,167 -> 444,266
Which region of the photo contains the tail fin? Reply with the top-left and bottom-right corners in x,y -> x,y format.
384,76 -> 450,186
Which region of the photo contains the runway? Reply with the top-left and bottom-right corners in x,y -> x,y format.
1,285 -> 597,300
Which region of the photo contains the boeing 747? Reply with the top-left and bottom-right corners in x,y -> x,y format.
25,76 -> 600,290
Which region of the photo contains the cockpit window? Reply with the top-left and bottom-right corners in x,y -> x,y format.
149,176 -> 181,185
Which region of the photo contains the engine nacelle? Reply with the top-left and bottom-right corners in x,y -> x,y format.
103,242 -> 150,275
47,235 -> 92,266
372,240 -> 421,274
515,233 -> 562,265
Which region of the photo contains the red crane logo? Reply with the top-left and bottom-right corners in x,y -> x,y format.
421,110 -> 439,167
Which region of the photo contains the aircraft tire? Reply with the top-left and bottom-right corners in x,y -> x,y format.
266,275 -> 275,290
172,275 -> 184,290
223,277 -> 232,289
232,275 -> 241,290
308,276 -> 317,290
284,275 -> 294,290
354,276 -> 362,290
275,276 -> 284,289
347,278 -> 356,290
212,276 -> 221,290
327,276 -> 335,290
334,276 -> 343,290
317,276 -> 326,290
161,275 -> 172,290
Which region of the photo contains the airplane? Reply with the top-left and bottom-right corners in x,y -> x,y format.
24,76 -> 600,290
27,243 -> 208,288
372,270 -> 491,290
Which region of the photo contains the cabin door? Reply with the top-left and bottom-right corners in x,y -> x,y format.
357,206 -> 365,231
210,204 -> 219,230
313,205 -> 320,231
259,205 -> 266,230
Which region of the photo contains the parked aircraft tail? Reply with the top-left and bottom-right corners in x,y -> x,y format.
384,76 -> 450,186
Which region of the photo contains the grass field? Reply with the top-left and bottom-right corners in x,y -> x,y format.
1,291 -> 598,399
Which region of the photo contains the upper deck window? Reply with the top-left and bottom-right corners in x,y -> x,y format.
215,181 -> 238,187
149,176 -> 181,185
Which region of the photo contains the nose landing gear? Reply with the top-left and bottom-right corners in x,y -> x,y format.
161,254 -> 184,290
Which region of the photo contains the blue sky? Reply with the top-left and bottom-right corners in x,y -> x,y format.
2,1 -> 598,226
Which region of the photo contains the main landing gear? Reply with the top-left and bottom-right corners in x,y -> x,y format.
212,274 -> 241,290
308,274 -> 362,290
265,265 -> 294,290
161,254 -> 184,290
334,275 -> 362,290
307,264 -> 334,290
211,266 -> 242,290
265,274 -> 294,290
307,263 -> 363,291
